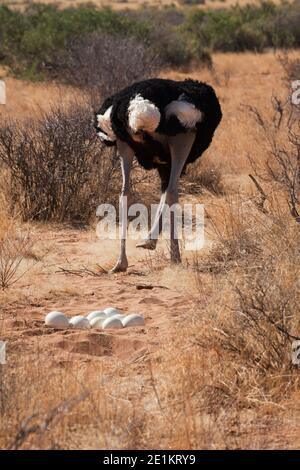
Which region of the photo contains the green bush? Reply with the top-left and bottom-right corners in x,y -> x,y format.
0,4 -> 150,77
0,1 -> 300,81
126,7 -> 197,67
185,1 -> 300,52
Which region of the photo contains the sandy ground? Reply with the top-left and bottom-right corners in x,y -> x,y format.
2,226 -> 195,364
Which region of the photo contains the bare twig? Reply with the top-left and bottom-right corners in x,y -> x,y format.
8,391 -> 89,450
249,174 -> 268,214
56,264 -> 108,277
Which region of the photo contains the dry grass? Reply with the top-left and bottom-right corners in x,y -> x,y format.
183,160 -> 224,195
0,350 -> 147,449
1,0 -> 290,13
0,199 -> 41,290
0,51 -> 300,449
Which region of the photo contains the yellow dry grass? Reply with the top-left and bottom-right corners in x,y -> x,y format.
0,51 -> 300,449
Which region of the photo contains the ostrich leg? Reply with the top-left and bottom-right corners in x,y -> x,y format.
110,140 -> 134,273
136,191 -> 167,250
137,132 -> 195,263
166,132 -> 195,263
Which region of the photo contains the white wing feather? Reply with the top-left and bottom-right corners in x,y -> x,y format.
96,106 -> 116,141
128,94 -> 161,133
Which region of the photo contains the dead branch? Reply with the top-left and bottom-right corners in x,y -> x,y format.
249,174 -> 268,214
8,391 -> 89,450
56,264 -> 108,277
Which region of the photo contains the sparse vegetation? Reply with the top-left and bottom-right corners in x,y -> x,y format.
0,4 -> 151,79
0,202 -> 39,290
0,27 -> 162,223
246,63 -> 300,222
0,102 -> 120,223
187,61 -> 300,422
185,1 -> 300,52
184,161 -> 224,195
2,2 -> 300,80
58,34 -> 161,95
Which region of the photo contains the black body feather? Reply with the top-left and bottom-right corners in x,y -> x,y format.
95,78 -> 222,190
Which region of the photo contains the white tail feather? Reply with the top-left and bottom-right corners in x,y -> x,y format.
165,99 -> 203,128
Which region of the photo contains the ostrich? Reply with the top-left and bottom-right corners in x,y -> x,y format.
95,78 -> 222,272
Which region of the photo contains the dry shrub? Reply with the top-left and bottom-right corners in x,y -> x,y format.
0,102 -> 121,223
209,216 -> 299,368
210,199 -> 262,260
0,33 -> 160,224
193,195 -> 300,385
134,318 -> 299,449
0,194 -> 10,238
0,223 -> 37,290
231,254 -> 300,371
247,76 -> 300,223
280,54 -> 300,86
227,68 -> 300,377
192,194 -> 262,275
0,199 -> 39,290
183,161 -> 224,195
58,34 -> 161,99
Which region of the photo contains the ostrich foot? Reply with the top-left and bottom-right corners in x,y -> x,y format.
110,259 -> 128,273
136,239 -> 157,250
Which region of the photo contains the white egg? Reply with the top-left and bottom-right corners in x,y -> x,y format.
122,314 -> 145,328
110,314 -> 126,320
102,316 -> 123,330
69,315 -> 91,329
104,307 -> 122,317
86,310 -> 105,321
89,317 -> 106,329
45,311 -> 69,329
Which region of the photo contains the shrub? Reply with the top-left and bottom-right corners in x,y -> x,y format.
247,88 -> 300,223
185,1 -> 300,52
150,28 -> 193,67
0,4 -> 212,78
193,192 -> 300,373
203,220 -> 300,371
57,34 -> 161,96
183,161 -> 224,195
232,250 -> 300,370
0,102 -> 120,223
1,2 -> 300,79
287,58 -> 300,83
193,62 -> 300,375
0,219 -> 38,290
0,4 -> 150,78
124,7 -> 208,67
